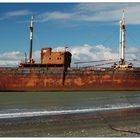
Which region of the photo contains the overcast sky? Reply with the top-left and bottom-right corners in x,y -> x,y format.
0,3 -> 140,66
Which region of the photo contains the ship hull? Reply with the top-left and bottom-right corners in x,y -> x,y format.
0,67 -> 140,91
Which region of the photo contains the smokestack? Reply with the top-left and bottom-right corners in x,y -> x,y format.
29,16 -> 34,63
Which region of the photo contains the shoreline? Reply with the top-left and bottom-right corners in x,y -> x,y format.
0,107 -> 139,137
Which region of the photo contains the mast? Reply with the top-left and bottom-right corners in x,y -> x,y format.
113,11 -> 133,69
28,16 -> 34,64
120,11 -> 125,64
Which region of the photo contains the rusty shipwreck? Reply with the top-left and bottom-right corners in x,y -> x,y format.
0,12 -> 140,91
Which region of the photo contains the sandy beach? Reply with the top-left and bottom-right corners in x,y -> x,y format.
0,107 -> 139,137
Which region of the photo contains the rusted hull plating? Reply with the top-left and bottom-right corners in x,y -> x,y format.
0,67 -> 140,91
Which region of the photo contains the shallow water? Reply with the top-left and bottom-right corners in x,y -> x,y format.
0,91 -> 140,119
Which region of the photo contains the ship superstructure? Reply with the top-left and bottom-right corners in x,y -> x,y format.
19,16 -> 71,71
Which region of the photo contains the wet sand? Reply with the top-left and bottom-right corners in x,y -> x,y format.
0,107 -> 140,137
